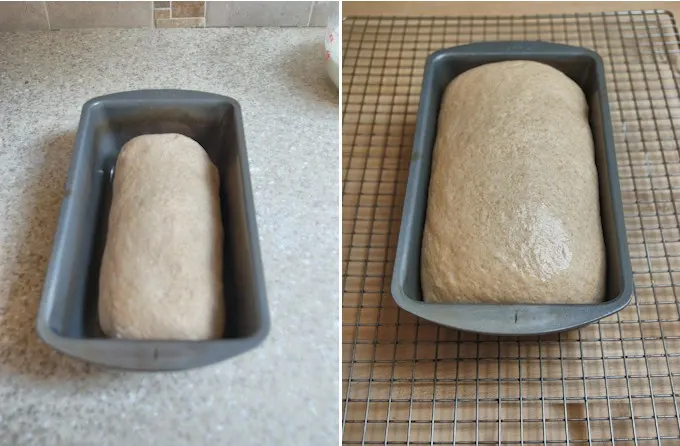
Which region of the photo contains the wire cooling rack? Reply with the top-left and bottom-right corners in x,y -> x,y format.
342,10 -> 680,445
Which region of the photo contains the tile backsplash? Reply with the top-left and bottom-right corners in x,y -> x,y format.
206,1 -> 312,27
0,1 -> 338,31
155,1 -> 205,28
47,2 -> 153,29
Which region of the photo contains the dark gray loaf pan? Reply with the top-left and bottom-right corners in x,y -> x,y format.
37,90 -> 270,370
392,41 -> 633,336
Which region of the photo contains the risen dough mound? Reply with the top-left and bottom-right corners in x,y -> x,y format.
421,61 -> 606,304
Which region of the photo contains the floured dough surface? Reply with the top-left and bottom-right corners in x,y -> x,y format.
98,133 -> 225,340
421,61 -> 606,304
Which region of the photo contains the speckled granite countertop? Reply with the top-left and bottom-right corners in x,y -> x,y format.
0,28 -> 338,445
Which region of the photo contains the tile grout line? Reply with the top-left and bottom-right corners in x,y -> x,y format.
43,1 -> 51,30
307,1 -> 315,27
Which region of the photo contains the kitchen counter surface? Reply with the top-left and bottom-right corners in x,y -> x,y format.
0,28 -> 338,445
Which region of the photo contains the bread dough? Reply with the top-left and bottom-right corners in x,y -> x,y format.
98,133 -> 225,340
421,61 -> 606,304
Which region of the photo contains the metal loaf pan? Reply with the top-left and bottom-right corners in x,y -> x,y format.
37,90 -> 270,370
392,41 -> 634,336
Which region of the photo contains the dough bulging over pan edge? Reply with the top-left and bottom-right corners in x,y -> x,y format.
98,133 -> 225,340
420,60 -> 606,304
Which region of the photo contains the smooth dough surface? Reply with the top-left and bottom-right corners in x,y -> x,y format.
421,61 -> 606,304
99,133 -> 225,340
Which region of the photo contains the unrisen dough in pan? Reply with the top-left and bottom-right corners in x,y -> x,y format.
98,133 -> 225,340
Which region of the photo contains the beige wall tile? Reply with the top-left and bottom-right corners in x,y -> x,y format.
46,1 -> 152,29
206,1 -> 313,27
205,1 -> 227,26
0,1 -> 49,31
155,17 -> 204,28
154,8 -> 170,20
171,1 -> 204,18
309,1 -> 338,27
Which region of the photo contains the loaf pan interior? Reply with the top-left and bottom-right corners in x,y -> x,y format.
392,41 -> 634,336
37,90 -> 269,370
